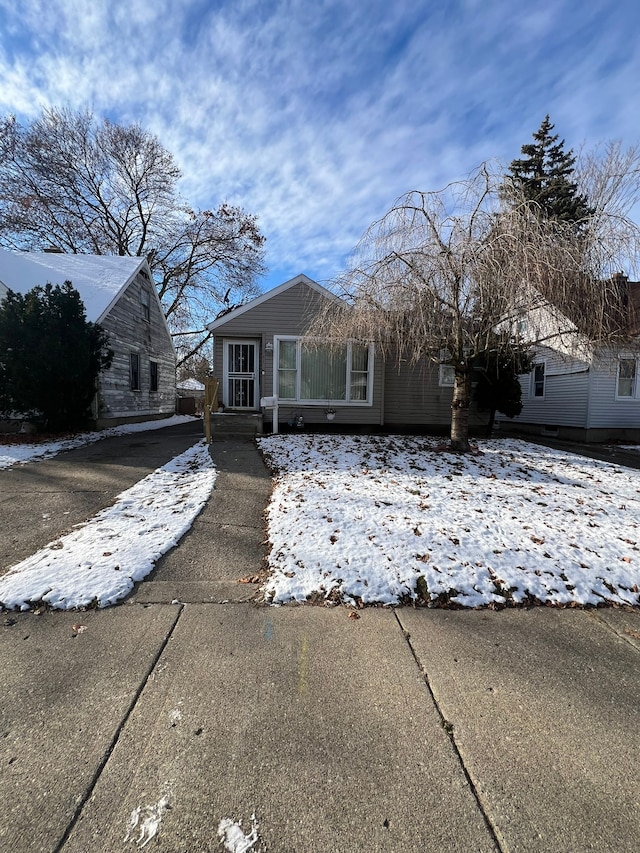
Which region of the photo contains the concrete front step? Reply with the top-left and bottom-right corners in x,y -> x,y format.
211,413 -> 263,440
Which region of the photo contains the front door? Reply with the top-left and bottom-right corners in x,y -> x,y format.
224,340 -> 259,410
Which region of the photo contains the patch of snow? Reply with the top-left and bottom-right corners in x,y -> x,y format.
177,377 -> 205,391
124,795 -> 170,848
0,440 -> 216,610
218,815 -> 261,852
169,707 -> 183,726
0,414 -> 199,470
257,434 -> 640,609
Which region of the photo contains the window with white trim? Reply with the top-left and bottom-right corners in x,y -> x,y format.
532,362 -> 545,397
617,357 -> 636,398
276,338 -> 373,404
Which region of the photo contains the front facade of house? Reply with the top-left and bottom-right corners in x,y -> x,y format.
207,273 -> 490,433
0,250 -> 176,428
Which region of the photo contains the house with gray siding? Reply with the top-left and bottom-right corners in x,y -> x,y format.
0,249 -> 176,428
496,279 -> 640,442
206,273 -> 489,433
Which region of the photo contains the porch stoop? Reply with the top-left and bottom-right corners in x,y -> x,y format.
211,412 -> 264,441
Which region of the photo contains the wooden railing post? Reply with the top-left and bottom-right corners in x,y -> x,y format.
204,378 -> 219,444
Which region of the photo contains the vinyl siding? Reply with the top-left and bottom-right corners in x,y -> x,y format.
213,281 -> 383,425
383,358 -> 489,428
587,350 -> 640,428
212,281 -> 491,430
513,370 -> 589,427
96,273 -> 175,424
499,346 -> 590,429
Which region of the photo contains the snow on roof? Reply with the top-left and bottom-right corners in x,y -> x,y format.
0,249 -> 146,323
176,377 -> 206,391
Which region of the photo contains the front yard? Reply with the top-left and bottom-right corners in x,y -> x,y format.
258,434 -> 640,608
2,425 -> 639,611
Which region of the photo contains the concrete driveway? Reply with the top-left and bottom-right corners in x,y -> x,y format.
1,424 -> 639,852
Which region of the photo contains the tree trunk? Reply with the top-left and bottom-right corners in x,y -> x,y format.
485,407 -> 496,439
450,369 -> 471,451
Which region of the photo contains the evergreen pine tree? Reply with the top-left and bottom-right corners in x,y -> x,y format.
473,343 -> 532,437
0,282 -> 113,431
507,115 -> 593,226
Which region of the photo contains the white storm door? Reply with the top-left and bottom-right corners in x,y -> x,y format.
224,340 -> 259,409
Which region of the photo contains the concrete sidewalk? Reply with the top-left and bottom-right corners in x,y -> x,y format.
1,427 -> 640,852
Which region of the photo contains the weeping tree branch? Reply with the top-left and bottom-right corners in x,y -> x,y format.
310,160 -> 640,450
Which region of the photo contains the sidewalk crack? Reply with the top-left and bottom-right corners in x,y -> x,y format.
587,609 -> 640,651
393,609 -> 508,853
53,604 -> 184,853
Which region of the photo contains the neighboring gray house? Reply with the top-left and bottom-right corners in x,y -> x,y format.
206,273 -> 489,433
497,344 -> 640,442
497,279 -> 640,442
0,249 -> 176,428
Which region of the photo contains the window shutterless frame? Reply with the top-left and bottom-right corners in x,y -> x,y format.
532,362 -> 545,398
273,337 -> 374,405
616,356 -> 637,399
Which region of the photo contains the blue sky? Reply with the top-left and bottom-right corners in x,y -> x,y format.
0,0 -> 639,292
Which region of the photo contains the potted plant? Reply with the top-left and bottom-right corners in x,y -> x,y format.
325,407 -> 336,421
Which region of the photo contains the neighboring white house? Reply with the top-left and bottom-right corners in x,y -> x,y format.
0,249 -> 176,428
497,277 -> 640,442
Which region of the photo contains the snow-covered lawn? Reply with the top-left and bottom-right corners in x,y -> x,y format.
0,440 -> 216,610
0,414 -> 198,469
258,434 -> 640,609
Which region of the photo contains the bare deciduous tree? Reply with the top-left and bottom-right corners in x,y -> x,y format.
0,107 -> 266,366
311,162 -> 640,450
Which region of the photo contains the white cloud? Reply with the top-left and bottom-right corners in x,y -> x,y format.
1,0 -> 639,289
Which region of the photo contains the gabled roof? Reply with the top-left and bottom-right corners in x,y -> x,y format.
206,273 -> 342,331
0,249 -> 150,324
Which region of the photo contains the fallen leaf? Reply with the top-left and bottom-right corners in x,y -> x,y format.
348,611 -> 360,620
